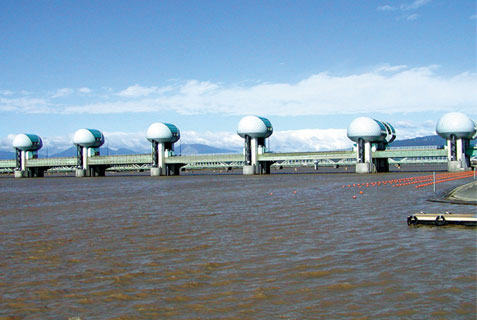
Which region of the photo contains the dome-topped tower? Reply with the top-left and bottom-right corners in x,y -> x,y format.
237,116 -> 273,175
12,133 -> 43,177
237,116 -> 273,139
436,112 -> 476,171
347,117 -> 395,144
73,129 -> 105,177
436,112 -> 477,139
146,122 -> 180,143
347,117 -> 396,174
73,129 -> 104,148
12,134 -> 43,151
146,122 -> 181,176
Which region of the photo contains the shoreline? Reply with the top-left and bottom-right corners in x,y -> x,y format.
429,180 -> 477,206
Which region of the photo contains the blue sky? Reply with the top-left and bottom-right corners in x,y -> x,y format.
1,0 -> 476,153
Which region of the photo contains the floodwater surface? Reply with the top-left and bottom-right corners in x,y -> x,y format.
0,171 -> 476,319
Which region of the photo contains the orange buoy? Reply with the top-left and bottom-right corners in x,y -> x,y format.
359,191 -> 363,194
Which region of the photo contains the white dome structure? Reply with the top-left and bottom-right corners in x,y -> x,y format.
347,117 -> 396,143
237,116 -> 273,138
146,122 -> 180,143
73,129 -> 104,148
12,134 -> 43,151
436,112 -> 477,139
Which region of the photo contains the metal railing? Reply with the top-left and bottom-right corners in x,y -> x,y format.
0,146 -> 472,172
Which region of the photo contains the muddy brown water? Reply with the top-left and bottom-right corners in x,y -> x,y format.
0,171 -> 476,319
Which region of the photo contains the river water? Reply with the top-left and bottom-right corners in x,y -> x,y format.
0,170 -> 476,319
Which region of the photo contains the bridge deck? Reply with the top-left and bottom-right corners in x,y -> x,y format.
0,146 -> 473,172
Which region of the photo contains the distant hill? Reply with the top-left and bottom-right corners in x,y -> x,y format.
5,138 -> 470,160
43,143 -> 237,158
51,146 -> 139,157
390,135 -> 447,147
178,143 -> 237,155
0,150 -> 15,160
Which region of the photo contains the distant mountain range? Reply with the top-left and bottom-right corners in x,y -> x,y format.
0,151 -> 16,160
0,136 -> 473,160
0,143 -> 238,159
389,135 -> 446,147
50,146 -> 141,158
179,143 -> 237,155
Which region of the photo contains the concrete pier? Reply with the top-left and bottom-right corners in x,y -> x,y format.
356,163 -> 373,174
243,165 -> 255,175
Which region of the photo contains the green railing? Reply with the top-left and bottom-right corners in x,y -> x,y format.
0,146 -> 473,172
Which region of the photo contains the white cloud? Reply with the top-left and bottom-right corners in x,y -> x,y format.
377,5 -> 396,11
270,129 -> 352,152
85,129 -> 351,153
375,64 -> 408,72
0,134 -> 16,152
62,67 -> 477,117
0,96 -> 53,113
378,0 -> 431,20
401,0 -> 431,10
52,88 -> 75,98
394,120 -> 436,139
2,66 -> 476,119
0,90 -> 13,96
405,13 -> 419,21
117,84 -> 159,98
395,120 -> 418,129
180,130 -> 243,150
51,87 -> 93,98
179,80 -> 219,95
470,15 -> 477,20
78,87 -> 92,94
102,130 -> 150,151
0,121 -> 446,154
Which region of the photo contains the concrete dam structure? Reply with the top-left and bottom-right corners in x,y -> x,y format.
1,112 -> 476,178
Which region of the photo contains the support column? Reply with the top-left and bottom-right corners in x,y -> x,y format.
355,139 -> 373,173
260,161 -> 272,174
243,135 -> 255,175
251,138 -> 258,168
20,150 -> 26,171
158,142 -> 165,175
83,147 -> 89,170
364,141 -> 372,164
14,149 -> 22,178
14,150 -> 28,178
373,158 -> 390,172
150,141 -> 160,176
456,138 -> 463,163
31,167 -> 45,177
151,142 -> 165,176
448,137 -> 470,171
447,135 -> 468,172
75,145 -> 86,177
15,149 -> 21,171
76,146 -> 90,177
90,165 -> 106,177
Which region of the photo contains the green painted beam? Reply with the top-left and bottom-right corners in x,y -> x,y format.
0,146 -> 471,172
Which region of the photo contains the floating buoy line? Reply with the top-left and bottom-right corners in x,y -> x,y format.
342,170 -> 475,190
341,171 -> 476,225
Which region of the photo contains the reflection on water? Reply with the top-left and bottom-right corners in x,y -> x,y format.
0,171 -> 476,319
